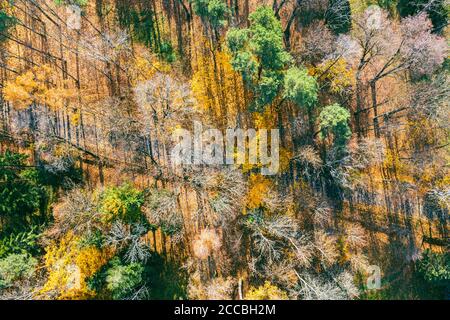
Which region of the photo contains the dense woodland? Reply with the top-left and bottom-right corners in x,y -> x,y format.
0,0 -> 448,300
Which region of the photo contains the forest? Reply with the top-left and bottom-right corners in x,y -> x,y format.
0,0 -> 448,300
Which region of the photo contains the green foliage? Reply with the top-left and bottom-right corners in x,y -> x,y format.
397,0 -> 448,33
226,28 -> 249,53
283,67 -> 319,109
0,226 -> 42,258
141,254 -> 188,299
88,252 -> 188,300
191,0 -> 230,28
0,9 -> 16,42
319,103 -> 352,146
105,258 -> 145,299
0,253 -> 37,288
78,230 -> 104,249
229,51 -> 258,83
226,6 -> 292,110
417,250 -> 450,283
133,9 -> 156,46
326,0 -> 352,34
158,40 -> 177,63
0,151 -> 46,231
369,249 -> 450,299
99,183 -> 145,223
256,72 -> 282,107
247,7 -> 291,71
54,0 -> 88,6
114,1 -> 175,62
377,0 -> 398,10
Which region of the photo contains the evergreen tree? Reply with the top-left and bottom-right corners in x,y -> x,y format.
226,6 -> 292,111
319,104 -> 352,147
0,10 -> 16,42
283,67 -> 319,109
326,0 -> 352,34
191,0 -> 230,28
0,152 -> 44,232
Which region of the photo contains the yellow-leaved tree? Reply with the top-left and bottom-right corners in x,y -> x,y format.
39,233 -> 112,300
191,40 -> 245,126
246,281 -> 289,300
3,65 -> 76,111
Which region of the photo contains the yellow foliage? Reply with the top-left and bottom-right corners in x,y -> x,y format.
3,70 -> 35,110
383,149 -> 414,184
3,65 -> 77,111
192,43 -> 244,125
46,86 -> 77,112
279,148 -> 292,173
253,107 -> 277,129
129,47 -> 171,84
246,281 -> 289,300
70,111 -> 81,126
337,236 -> 350,264
349,0 -> 371,15
3,80 -> 33,110
313,58 -> 354,94
246,174 -> 272,210
239,133 -> 262,173
39,234 -> 111,300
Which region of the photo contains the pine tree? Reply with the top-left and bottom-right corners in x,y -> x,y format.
226,6 -> 292,111
326,0 -> 352,34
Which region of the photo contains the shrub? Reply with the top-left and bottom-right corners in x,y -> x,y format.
0,253 -> 37,288
106,259 -> 145,299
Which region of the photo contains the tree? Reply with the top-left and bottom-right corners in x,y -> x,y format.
192,228 -> 221,260
105,258 -> 146,300
191,0 -> 230,29
0,152 -> 44,231
54,0 -> 88,5
298,21 -> 336,65
417,250 -> 450,283
39,234 -> 111,299
0,226 -> 41,258
397,0 -> 448,33
51,188 -> 102,238
351,7 -> 447,136
3,65 -> 76,111
226,6 -> 292,111
188,275 -> 234,299
0,9 -> 15,42
296,272 -> 358,300
283,67 -> 319,109
414,249 -> 450,299
246,281 -> 289,300
326,0 -> 352,34
111,0 -> 169,59
400,13 -> 448,78
99,184 -> 145,224
319,104 -> 351,147
106,221 -> 152,263
0,253 -> 37,289
1,0 -> 448,302
144,188 -> 183,240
